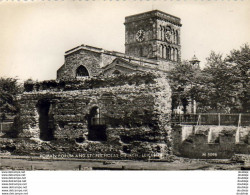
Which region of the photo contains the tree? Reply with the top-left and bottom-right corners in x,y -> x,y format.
200,51 -> 235,112
225,44 -> 250,112
168,43 -> 250,113
196,44 -> 249,113
167,60 -> 202,113
0,77 -> 23,120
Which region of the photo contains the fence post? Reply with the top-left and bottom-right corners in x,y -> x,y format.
236,114 -> 242,144
218,113 -> 221,126
238,113 -> 241,127
196,114 -> 201,126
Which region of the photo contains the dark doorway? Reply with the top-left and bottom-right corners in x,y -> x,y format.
36,99 -> 54,141
87,107 -> 107,141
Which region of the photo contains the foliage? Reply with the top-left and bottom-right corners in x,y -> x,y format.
0,77 -> 23,120
23,71 -> 158,92
201,44 -> 250,113
225,44 -> 250,112
168,43 -> 250,113
199,51 -> 235,112
167,60 -> 202,113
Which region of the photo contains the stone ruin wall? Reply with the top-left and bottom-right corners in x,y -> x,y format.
16,72 -> 172,159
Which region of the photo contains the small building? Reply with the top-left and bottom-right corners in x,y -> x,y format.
189,55 -> 200,69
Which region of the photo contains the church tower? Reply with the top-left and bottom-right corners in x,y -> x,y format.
124,10 -> 182,63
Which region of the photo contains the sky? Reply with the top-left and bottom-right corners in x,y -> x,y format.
0,0 -> 249,81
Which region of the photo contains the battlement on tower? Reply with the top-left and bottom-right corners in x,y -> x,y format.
125,10 -> 182,26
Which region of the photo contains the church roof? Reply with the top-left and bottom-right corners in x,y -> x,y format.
102,57 -> 159,75
65,44 -> 156,63
64,44 -> 160,68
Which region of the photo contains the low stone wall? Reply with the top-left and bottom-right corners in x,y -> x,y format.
172,125 -> 250,159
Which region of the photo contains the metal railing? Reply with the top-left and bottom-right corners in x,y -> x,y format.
90,114 -> 250,127
171,113 -> 250,126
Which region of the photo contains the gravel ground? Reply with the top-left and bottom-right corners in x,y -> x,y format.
0,155 -> 247,170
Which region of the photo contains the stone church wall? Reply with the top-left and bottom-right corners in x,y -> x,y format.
15,72 -> 172,159
57,49 -> 103,80
56,46 -> 163,81
125,17 -> 156,59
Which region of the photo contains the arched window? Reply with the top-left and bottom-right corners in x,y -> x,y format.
172,48 -> 175,61
163,45 -> 166,59
175,48 -> 178,61
76,66 -> 89,77
159,25 -> 163,40
165,46 -> 169,60
164,46 -> 167,59
159,45 -> 163,58
171,48 -> 174,61
161,45 -> 164,58
176,49 -> 179,62
167,46 -> 171,60
162,26 -> 165,41
176,31 -> 179,44
172,30 -> 176,44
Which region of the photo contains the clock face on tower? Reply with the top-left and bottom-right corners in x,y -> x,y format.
165,30 -> 172,43
136,29 -> 145,42
125,11 -> 181,61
